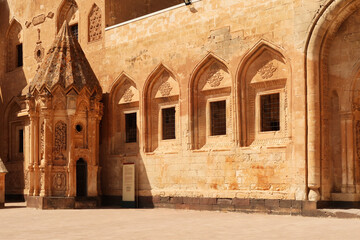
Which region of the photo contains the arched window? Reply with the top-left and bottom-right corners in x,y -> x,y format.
238,41 -> 289,146
143,64 -> 180,152
6,19 -> 23,72
109,74 -> 139,155
57,0 -> 79,39
189,54 -> 234,150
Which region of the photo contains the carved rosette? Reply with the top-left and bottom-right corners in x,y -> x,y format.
52,172 -> 66,191
159,82 -> 173,97
123,89 -> 134,102
258,62 -> 277,79
207,64 -> 224,87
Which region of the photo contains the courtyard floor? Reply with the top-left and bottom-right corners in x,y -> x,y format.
0,203 -> 360,240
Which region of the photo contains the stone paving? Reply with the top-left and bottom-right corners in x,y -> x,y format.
1,203 -> 360,240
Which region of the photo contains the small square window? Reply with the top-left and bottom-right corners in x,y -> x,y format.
162,107 -> 176,140
261,93 -> 280,132
125,113 -> 137,143
210,101 -> 226,136
17,44 -> 23,67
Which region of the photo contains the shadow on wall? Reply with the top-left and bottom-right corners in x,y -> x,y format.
100,86 -> 153,208
0,0 -> 28,202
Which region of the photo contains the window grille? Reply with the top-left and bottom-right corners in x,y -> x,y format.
125,113 -> 137,143
210,101 -> 226,136
162,107 -> 176,140
261,93 -> 280,132
70,24 -> 79,40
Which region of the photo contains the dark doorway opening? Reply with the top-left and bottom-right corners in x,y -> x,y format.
76,158 -> 87,197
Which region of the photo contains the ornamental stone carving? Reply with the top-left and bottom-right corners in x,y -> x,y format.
357,121 -> 360,158
258,62 -> 277,79
40,122 -> 45,159
52,172 -> 66,191
88,5 -> 102,42
123,89 -> 134,102
55,121 -> 67,153
159,81 -> 173,97
207,64 -> 224,87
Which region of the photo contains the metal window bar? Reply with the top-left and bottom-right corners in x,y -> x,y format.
261,93 -> 280,132
125,113 -> 137,143
210,101 -> 226,136
162,107 -> 176,140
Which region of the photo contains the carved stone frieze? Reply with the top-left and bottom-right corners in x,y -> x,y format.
258,62 -> 277,79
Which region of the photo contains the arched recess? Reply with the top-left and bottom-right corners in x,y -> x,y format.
237,40 -> 290,147
143,64 -> 180,152
56,0 -> 79,36
88,4 -> 102,43
189,53 -> 234,150
109,73 -> 140,154
6,18 -> 23,72
305,0 -> 360,201
3,97 -> 25,195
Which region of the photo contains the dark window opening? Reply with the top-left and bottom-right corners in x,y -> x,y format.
125,113 -> 137,143
19,129 -> 24,153
70,24 -> 79,40
261,93 -> 280,132
17,44 -> 23,67
210,101 -> 226,136
162,107 -> 176,140
76,124 -> 83,133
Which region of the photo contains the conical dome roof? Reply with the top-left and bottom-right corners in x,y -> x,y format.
29,21 -> 101,94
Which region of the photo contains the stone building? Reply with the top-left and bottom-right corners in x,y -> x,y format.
0,0 -> 360,211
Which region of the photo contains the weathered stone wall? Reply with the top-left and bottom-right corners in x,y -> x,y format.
0,0 -> 347,203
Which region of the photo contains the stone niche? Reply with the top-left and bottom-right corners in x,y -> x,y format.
25,22 -> 103,209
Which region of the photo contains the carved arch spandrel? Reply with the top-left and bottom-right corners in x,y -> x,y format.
143,63 -> 180,152
189,53 -> 234,150
237,40 -> 291,147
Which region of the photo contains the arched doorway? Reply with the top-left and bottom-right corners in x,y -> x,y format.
306,0 -> 360,201
76,158 -> 87,197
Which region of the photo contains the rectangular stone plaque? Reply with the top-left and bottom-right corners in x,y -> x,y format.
122,163 -> 135,202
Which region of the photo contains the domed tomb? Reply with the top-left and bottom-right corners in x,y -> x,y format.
25,22 -> 103,209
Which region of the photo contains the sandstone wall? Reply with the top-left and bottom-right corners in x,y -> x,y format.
0,0 -> 330,201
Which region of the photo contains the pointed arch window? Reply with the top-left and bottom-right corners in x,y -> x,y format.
143,65 -> 180,152
189,55 -> 234,150
6,19 -> 23,72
